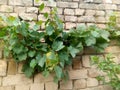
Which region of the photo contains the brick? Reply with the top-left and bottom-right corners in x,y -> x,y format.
69,69 -> 87,79
64,9 -> 74,15
0,60 -> 7,76
93,0 -> 103,3
26,7 -> 38,13
0,86 -> 14,90
57,8 -> 63,14
96,4 -> 106,10
8,61 -> 17,75
74,79 -> 87,89
0,0 -> 7,4
60,81 -> 73,90
0,5 -> 13,13
78,16 -> 95,23
65,22 -> 76,29
95,11 -> 105,16
34,1 -> 56,7
38,14 -> 47,21
3,74 -> 33,86
105,4 -> 117,10
34,73 -> 53,83
14,7 -> 25,13
65,16 -> 77,22
104,0 -> 112,3
45,82 -> 58,90
40,7 -> 50,14
95,17 -> 106,23
9,13 -> 18,17
75,9 -> 85,15
85,10 -> 95,16
103,85 -> 113,90
84,47 -> 96,54
82,55 -> 91,68
9,0 -> 32,6
97,24 -> 106,29
79,4 -> 97,9
30,83 -> 44,90
73,57 -> 82,69
18,63 -> 23,73
57,2 -> 78,8
105,46 -> 120,53
113,0 -> 120,4
88,69 -> 99,78
0,77 -> 2,86
0,50 -> 2,59
15,85 -> 29,90
87,78 -> 98,87
19,13 -> 37,21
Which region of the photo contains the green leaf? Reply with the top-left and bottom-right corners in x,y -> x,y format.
52,41 -> 65,51
42,70 -> 49,77
68,46 -> 79,58
28,50 -> 36,58
91,31 -> 99,37
54,66 -> 62,79
85,36 -> 96,46
44,13 -> 49,18
38,54 -> 46,67
18,53 -> 27,61
39,3 -> 45,11
30,59 -> 37,68
46,25 -> 54,35
23,65 -> 34,77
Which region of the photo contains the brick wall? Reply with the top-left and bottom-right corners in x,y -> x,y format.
0,0 -> 120,90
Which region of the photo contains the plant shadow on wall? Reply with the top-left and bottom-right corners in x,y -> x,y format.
0,2 -> 111,83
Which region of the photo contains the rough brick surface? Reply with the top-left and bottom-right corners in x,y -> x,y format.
0,86 -> 14,90
87,78 -> 99,87
74,79 -> 87,89
45,82 -> 58,90
60,81 -> 73,90
30,83 -> 44,90
0,0 -> 7,4
15,85 -> 30,90
0,60 -> 7,76
8,61 -> 17,75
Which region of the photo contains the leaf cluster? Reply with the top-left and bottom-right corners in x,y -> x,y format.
0,3 -> 110,82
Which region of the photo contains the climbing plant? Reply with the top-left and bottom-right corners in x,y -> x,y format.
0,3 -> 110,82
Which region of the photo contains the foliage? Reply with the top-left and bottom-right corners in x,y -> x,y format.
91,55 -> 120,90
0,3 -> 110,82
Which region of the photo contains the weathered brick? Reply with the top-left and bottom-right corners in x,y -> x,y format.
104,0 -> 112,3
38,14 -> 47,21
97,24 -> 106,29
0,5 -> 13,13
0,50 -> 2,59
18,63 -> 23,74
82,55 -> 91,68
14,7 -> 25,13
57,8 -> 63,14
103,85 -> 113,90
8,61 -> 17,75
95,17 -> 106,23
60,81 -> 73,90
45,82 -> 58,90
65,22 -> 76,29
87,78 -> 98,87
34,73 -> 53,83
105,4 -> 117,10
9,0 -> 32,6
0,86 -> 14,90
57,2 -> 78,8
19,13 -> 37,21
95,11 -> 105,16
92,0 -> 103,3
0,77 -> 2,86
96,4 -> 106,10
78,16 -> 95,23
105,46 -> 120,53
3,74 -> 33,86
79,4 -> 97,9
74,79 -> 87,89
113,0 -> 120,4
0,60 -> 7,76
34,1 -> 56,7
30,83 -> 44,90
26,7 -> 38,13
69,69 -> 88,79
75,9 -> 85,15
64,9 -> 74,15
73,57 -> 82,69
0,0 -> 7,4
85,10 -> 95,16
15,85 -> 30,90
65,16 -> 77,22
88,69 -> 99,78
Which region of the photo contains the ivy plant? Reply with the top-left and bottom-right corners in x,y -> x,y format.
91,55 -> 120,90
0,3 -> 110,82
